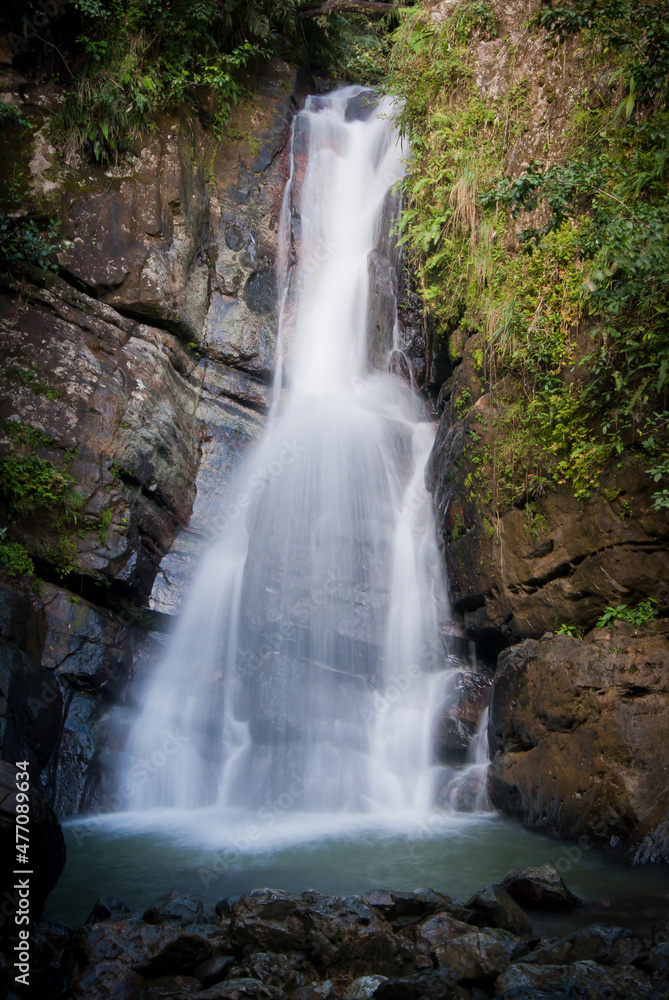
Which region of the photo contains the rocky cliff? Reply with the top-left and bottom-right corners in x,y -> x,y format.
0,54 -> 307,841
403,0 -> 669,856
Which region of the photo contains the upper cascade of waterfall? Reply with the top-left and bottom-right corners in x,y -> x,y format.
274,88 -> 406,404
120,86 -> 490,824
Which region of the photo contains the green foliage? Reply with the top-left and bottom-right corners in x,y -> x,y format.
454,386 -> 473,418
43,0 -> 372,162
0,109 -> 64,275
0,104 -> 31,129
647,452 -> 669,509
596,598 -> 658,628
556,622 -> 584,637
0,183 -> 64,277
338,15 -> 395,86
537,0 -> 669,107
389,0 -> 669,513
0,529 -> 35,579
0,453 -> 82,518
483,128 -> 669,420
97,505 -> 113,541
0,420 -> 85,579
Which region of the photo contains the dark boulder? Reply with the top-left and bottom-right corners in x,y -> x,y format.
371,968 -> 459,1000
344,975 -> 388,998
434,927 -> 512,981
488,627 -> 669,860
361,888 -> 453,930
69,959 -> 145,1000
136,975 -> 202,997
64,920 -> 212,979
397,910 -> 472,967
193,953 -> 237,987
462,885 -> 534,937
237,949 -> 318,993
172,980 -> 287,999
524,923 -> 645,966
142,891 -> 205,927
229,889 -> 414,977
501,866 -> 581,912
87,897 -> 134,924
494,959 -> 652,1000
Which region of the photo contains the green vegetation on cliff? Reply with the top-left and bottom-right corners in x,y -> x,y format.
8,0 -> 397,163
388,0 -> 669,512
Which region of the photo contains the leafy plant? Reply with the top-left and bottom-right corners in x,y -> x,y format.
0,184 -> 64,277
647,453 -> 669,509
41,0 -> 376,162
0,530 -> 35,579
0,420 -> 86,579
556,622 -> 584,637
596,599 -> 659,628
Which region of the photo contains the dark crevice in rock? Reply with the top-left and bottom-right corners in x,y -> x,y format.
506,538 -> 666,601
114,467 -> 181,517
511,560 -> 576,594
56,265 -> 104,299
28,555 -> 169,633
113,304 -> 198,340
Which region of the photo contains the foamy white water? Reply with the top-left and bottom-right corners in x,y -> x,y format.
118,86 -> 490,830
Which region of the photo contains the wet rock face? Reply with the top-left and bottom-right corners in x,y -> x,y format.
427,401 -> 669,647
367,249 -> 398,372
0,59 -> 303,827
0,273 -> 201,599
1,59 -> 299,611
0,577 -> 166,817
433,671 -> 491,764
0,759 -> 66,922
57,117 -> 209,342
488,624 -> 669,860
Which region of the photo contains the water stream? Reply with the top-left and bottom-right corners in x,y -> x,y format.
121,85 -> 470,821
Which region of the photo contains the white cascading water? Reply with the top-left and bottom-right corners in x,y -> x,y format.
121,86 -> 489,826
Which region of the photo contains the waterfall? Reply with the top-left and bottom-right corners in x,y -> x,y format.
121,86 -> 490,822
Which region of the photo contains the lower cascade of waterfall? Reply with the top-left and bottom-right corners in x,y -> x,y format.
116,85 -> 492,838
